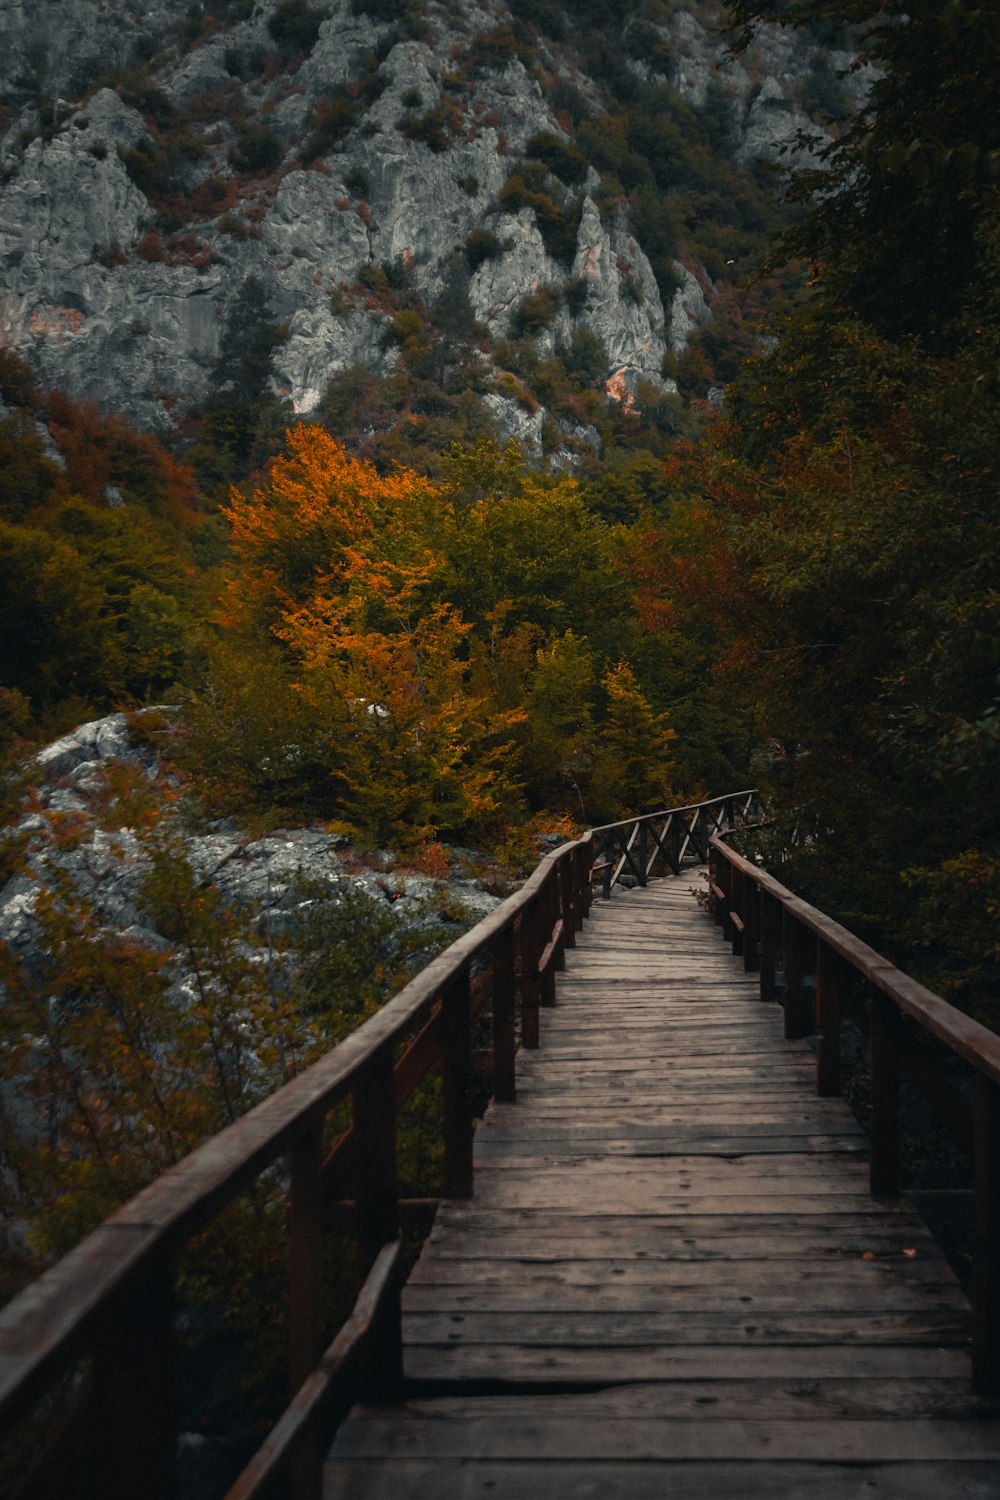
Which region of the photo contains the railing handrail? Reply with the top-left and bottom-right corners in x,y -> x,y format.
588,789 -> 761,837
708,832 -> 1000,1396
710,835 -> 1000,1090
0,792 -> 755,1499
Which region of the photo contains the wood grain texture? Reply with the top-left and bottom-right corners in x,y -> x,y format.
325,877 -> 1000,1499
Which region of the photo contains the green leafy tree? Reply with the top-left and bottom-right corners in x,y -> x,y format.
588,660 -> 677,821
727,0 -> 1000,344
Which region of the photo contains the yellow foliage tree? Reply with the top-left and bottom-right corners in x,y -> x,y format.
221,428 -> 524,844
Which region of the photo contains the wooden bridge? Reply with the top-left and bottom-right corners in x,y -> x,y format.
3,794 -> 1000,1499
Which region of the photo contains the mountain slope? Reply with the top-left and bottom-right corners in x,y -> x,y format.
0,0 -> 855,451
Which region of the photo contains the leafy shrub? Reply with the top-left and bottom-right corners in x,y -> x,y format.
539,194 -> 585,266
117,76 -> 177,130
224,43 -> 267,80
233,124 -> 283,175
382,308 -> 426,346
267,0 -> 325,57
498,167 -> 584,265
351,0 -> 427,34
0,349 -> 39,407
119,138 -> 162,194
548,79 -> 593,125
512,284 -> 561,336
465,226 -> 504,271
461,24 -> 532,76
135,228 -> 167,261
302,92 -> 355,160
526,130 -> 589,186
399,104 -> 454,153
0,412 -> 57,519
507,0 -> 566,37
561,325 -> 607,382
565,275 -> 589,316
219,211 -> 254,239
624,19 -> 673,75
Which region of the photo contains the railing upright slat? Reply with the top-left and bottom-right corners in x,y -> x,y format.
759,890 -> 780,1004
742,872 -> 760,973
519,898 -> 541,1049
89,1256 -> 177,1500
353,1053 -> 402,1404
289,1117 -> 325,1385
492,926 -> 517,1104
869,991 -> 901,1199
973,1077 -> 1000,1395
815,943 -> 842,1097
781,911 -> 810,1041
442,967 -> 474,1200
560,847 -> 577,949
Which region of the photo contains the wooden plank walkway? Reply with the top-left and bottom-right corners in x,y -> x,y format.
325,876 -> 1000,1498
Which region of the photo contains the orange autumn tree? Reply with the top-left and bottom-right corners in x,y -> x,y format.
220,427 -> 524,846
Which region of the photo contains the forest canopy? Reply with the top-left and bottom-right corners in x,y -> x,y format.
1,0 -> 1000,1320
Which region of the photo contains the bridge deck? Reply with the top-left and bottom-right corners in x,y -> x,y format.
325,877 -> 1000,1498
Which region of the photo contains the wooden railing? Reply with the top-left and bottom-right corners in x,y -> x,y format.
709,834 -> 1000,1397
591,789 -> 760,898
0,794 -> 752,1500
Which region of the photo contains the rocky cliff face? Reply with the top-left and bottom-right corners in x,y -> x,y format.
0,0 -> 849,438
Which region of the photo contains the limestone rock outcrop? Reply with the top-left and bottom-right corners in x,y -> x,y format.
0,0 -> 852,434
0,711 -> 499,997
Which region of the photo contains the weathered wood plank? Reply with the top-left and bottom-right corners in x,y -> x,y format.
408,1257 -> 956,1289
401,1307 -> 970,1346
418,1232 -> 947,1265
326,1459 -> 1000,1500
387,1379 -> 1000,1421
401,1343 -> 974,1384
403,1284 -> 968,1315
472,1136 -> 868,1157
334,1414 -> 1000,1461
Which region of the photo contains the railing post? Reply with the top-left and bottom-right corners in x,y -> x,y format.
492,924 -> 516,1104
869,991 -> 901,1199
692,810 -> 707,870
669,816 -> 683,875
972,1076 -> 1000,1395
718,858 -> 733,943
560,850 -> 576,949
519,902 -> 541,1048
602,834 -> 614,900
781,912 -> 810,1040
87,1255 -> 176,1500
353,1052 -> 402,1402
741,872 -> 759,973
637,821 -> 649,886
289,1116 -> 325,1391
537,870 -> 561,1008
551,865 -> 566,975
730,867 -> 744,957
442,965 -> 474,1198
815,942 -> 842,1096
759,890 -> 779,1003
578,839 -> 593,922
289,1115 -> 325,1500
